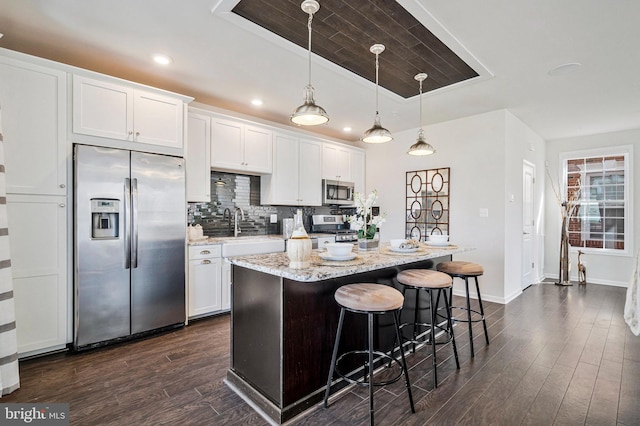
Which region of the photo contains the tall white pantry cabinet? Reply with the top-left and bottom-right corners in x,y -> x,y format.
0,55 -> 69,355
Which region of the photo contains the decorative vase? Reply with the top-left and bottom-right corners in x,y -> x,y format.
358,232 -> 379,251
287,209 -> 312,269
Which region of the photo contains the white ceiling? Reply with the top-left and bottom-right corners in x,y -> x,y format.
1,0 -> 639,143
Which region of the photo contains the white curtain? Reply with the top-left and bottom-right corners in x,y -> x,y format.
0,104 -> 20,396
624,249 -> 640,336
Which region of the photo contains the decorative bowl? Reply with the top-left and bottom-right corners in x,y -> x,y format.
325,243 -> 353,257
428,234 -> 449,245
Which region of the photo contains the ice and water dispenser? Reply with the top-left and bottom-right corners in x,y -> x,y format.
91,199 -> 120,239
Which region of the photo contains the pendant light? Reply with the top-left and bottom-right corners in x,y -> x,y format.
362,44 -> 393,143
407,73 -> 435,156
290,0 -> 329,126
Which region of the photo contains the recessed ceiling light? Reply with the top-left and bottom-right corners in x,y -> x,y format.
548,62 -> 582,76
251,99 -> 263,106
152,54 -> 172,65
343,127 -> 352,132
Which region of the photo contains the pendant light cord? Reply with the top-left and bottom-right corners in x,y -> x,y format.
307,12 -> 313,87
419,78 -> 423,129
375,52 -> 380,115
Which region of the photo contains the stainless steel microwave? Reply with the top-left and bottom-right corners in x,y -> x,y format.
322,179 -> 355,205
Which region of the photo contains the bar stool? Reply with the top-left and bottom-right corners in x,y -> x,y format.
393,269 -> 459,389
323,283 -> 414,425
437,261 -> 489,357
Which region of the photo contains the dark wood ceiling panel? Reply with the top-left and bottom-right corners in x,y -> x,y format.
232,0 -> 478,98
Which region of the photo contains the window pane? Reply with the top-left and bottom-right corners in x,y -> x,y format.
585,157 -> 603,172
564,151 -> 627,252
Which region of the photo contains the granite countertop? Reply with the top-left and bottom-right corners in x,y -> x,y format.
227,243 -> 474,282
188,235 -> 286,246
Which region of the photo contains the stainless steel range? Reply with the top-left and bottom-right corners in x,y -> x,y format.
310,214 -> 358,243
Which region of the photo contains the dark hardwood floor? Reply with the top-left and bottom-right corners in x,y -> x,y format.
3,283 -> 639,425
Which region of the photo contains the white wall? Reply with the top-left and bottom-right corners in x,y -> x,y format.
366,109 -> 546,303
545,128 -> 640,287
504,112 -> 546,301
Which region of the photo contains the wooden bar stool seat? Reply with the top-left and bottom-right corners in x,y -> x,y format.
393,269 -> 459,388
324,283 -> 414,425
437,261 -> 489,357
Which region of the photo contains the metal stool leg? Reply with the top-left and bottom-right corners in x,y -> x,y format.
368,312 -> 374,426
392,310 -> 415,413
428,288 -> 438,388
475,276 -> 490,345
464,277 -> 475,357
324,308 -> 345,408
443,288 -> 460,369
412,287 -> 420,353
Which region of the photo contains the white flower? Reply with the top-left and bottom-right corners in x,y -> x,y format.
347,190 -> 386,236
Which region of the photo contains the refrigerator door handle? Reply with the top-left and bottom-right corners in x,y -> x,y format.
131,178 -> 139,268
124,178 -> 131,269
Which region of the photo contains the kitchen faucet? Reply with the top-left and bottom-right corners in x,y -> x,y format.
222,208 -> 232,235
234,207 -> 245,237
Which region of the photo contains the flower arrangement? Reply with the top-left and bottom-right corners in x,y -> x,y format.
348,189 -> 386,239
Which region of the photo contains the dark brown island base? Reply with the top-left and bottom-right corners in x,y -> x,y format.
225,244 -> 473,424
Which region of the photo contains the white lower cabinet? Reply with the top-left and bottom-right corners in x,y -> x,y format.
188,245 -> 226,318
221,260 -> 231,311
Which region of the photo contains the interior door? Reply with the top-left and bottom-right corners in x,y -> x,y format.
522,160 -> 535,289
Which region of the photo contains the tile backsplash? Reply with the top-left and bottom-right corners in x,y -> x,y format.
187,172 -> 330,237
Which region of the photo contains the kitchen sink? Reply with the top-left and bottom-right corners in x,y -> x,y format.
221,238 -> 285,257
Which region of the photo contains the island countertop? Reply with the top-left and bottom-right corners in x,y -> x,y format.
226,243 -> 473,282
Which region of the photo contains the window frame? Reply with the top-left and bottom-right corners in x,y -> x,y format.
559,145 -> 633,257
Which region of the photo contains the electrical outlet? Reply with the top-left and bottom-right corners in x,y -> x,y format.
479,208 -> 489,217
270,214 -> 278,223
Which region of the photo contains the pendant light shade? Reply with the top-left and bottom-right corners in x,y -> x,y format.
362,44 -> 393,143
291,0 -> 329,126
407,73 -> 435,156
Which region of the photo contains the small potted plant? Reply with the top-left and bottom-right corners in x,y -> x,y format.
348,190 -> 385,250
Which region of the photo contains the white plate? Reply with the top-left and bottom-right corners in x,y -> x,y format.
319,252 -> 357,261
389,246 -> 419,253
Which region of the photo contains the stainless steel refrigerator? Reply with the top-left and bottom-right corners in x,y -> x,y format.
73,144 -> 186,349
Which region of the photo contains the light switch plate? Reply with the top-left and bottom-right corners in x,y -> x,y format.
479,208 -> 489,217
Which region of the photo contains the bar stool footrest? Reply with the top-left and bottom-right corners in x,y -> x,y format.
449,306 -> 485,323
335,350 -> 405,387
397,321 -> 455,347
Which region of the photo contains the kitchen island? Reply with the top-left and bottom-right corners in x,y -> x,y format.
225,244 -> 472,423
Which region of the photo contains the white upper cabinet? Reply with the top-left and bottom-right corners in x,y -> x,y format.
0,57 -> 67,195
72,75 -> 185,149
351,149 -> 366,195
322,143 -> 352,182
261,133 -> 322,206
298,138 -> 323,205
186,111 -> 211,202
211,116 -> 272,174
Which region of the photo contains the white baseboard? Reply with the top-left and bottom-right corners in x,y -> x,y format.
543,273 -> 627,288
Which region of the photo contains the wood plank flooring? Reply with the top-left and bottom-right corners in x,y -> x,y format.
2,283 -> 639,425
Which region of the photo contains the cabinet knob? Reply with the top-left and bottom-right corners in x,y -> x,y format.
129,131 -> 133,136
201,250 -> 210,255
59,203 -> 65,207
59,184 -> 66,188
135,132 -> 140,137
201,259 -> 211,265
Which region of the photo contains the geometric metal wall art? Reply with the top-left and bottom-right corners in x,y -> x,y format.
405,168 -> 450,241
